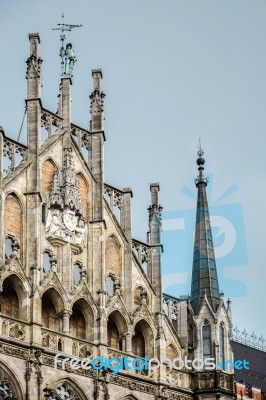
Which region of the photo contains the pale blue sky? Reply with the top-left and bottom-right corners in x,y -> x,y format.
1,0 -> 266,338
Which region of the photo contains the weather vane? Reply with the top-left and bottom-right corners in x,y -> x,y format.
52,13 -> 82,75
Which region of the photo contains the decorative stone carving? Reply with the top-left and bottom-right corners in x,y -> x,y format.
9,323 -> 26,341
2,136 -> 27,174
0,367 -> 17,399
140,287 -> 148,305
198,372 -> 215,389
43,382 -> 80,400
79,344 -> 93,358
45,147 -> 87,254
26,54 -> 42,79
90,87 -> 105,115
41,109 -> 63,137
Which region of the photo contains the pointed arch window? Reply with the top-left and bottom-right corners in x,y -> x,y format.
202,321 -> 212,361
219,323 -> 225,366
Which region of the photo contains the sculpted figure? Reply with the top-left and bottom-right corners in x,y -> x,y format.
45,209 -> 64,238
74,217 -> 87,247
62,43 -> 76,75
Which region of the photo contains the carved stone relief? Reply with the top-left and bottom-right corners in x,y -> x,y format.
45,148 -> 87,254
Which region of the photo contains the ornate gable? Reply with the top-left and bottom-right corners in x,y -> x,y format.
107,295 -> 132,325
0,258 -> 31,293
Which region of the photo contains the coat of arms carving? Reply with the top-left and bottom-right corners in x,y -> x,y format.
45,147 -> 87,254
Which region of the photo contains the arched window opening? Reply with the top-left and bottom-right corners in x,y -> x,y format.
219,323 -> 225,366
107,275 -> 115,297
171,311 -> 178,332
132,325 -> 145,358
41,293 -> 60,331
73,263 -> 82,286
133,320 -> 154,358
58,338 -> 63,352
69,303 -> 86,339
42,204 -> 47,223
43,251 -> 52,274
5,237 -> 13,259
5,236 -> 19,260
43,251 -> 57,274
202,321 -> 212,361
0,280 -> 19,318
107,319 -> 122,350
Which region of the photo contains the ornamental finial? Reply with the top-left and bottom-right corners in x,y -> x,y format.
52,13 -> 82,76
195,138 -> 208,186
198,137 -> 204,157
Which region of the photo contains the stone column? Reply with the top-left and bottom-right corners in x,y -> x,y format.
62,310 -> 71,334
121,188 -> 133,310
148,183 -> 163,306
125,332 -> 132,353
25,33 -> 42,292
60,75 -> 72,128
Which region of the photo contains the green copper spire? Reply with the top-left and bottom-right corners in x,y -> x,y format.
52,13 -> 82,75
190,141 -> 220,313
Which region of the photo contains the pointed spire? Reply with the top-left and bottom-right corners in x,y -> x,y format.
49,148 -> 83,215
190,142 -> 220,313
50,171 -> 63,208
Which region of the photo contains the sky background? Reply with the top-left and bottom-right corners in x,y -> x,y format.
1,0 -> 266,339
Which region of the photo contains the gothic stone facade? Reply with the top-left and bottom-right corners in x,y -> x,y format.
0,33 -> 235,400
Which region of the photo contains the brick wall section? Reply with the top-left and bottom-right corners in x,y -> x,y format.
77,173 -> 88,219
235,382 -> 262,400
105,235 -> 121,279
4,194 -> 22,238
41,159 -> 56,195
